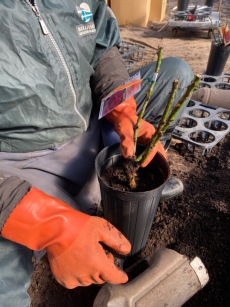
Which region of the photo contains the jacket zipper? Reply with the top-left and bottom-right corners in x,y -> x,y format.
24,0 -> 87,131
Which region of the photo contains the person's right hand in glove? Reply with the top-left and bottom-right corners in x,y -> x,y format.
105,96 -> 166,167
2,187 -> 131,289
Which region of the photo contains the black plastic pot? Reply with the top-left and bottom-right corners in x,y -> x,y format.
95,144 -> 170,256
177,0 -> 190,11
205,43 -> 230,76
204,0 -> 215,7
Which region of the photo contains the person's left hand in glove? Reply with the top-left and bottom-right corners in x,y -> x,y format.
105,96 -> 167,167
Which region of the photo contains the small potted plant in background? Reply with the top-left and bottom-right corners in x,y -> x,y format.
96,48 -> 201,256
206,22 -> 230,76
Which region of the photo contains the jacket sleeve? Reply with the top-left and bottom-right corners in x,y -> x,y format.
0,173 -> 31,232
90,46 -> 130,103
90,3 -> 130,103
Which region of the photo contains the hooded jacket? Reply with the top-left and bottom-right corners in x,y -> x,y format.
0,0 -> 129,152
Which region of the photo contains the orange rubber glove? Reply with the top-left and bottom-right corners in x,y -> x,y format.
2,187 -> 131,289
106,96 -> 167,167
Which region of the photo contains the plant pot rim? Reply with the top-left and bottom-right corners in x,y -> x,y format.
211,42 -> 230,49
96,143 -> 170,195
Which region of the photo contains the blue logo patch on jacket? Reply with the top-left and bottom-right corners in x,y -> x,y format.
76,3 -> 96,37
77,3 -> 93,23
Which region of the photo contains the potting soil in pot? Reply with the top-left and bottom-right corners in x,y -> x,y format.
101,156 -> 165,192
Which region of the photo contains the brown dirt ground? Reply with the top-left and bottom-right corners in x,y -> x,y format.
29,1 -> 230,306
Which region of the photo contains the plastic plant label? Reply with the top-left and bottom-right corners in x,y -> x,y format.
222,26 -> 230,46
99,72 -> 142,119
152,72 -> 158,83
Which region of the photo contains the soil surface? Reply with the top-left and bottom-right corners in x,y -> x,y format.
29,1 -> 230,306
101,154 -> 166,192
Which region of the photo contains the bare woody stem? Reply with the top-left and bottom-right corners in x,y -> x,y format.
158,79 -> 180,129
133,47 -> 163,155
136,74 -> 201,165
135,79 -> 180,164
129,79 -> 178,190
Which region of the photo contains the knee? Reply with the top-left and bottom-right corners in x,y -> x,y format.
162,57 -> 194,84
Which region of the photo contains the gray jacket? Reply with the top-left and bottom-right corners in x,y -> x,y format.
0,0 -> 129,152
0,0 -> 129,230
